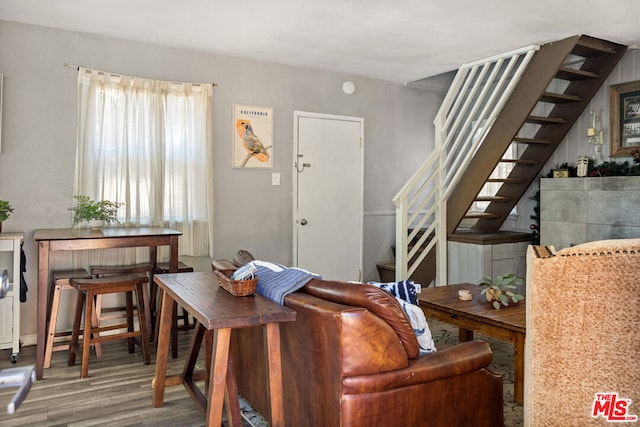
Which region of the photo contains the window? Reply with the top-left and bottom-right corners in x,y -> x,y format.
75,68 -> 214,256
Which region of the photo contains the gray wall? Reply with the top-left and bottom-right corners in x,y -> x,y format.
0,20 -> 442,338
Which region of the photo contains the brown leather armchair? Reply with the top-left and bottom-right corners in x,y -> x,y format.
223,260 -> 504,426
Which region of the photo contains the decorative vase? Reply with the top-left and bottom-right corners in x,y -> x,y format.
88,219 -> 105,230
485,288 -> 502,303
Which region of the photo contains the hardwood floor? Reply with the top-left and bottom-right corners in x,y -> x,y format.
0,330 -> 265,426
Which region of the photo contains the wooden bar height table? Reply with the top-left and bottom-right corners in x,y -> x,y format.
418,283 -> 526,404
152,272 -> 296,427
34,226 -> 181,380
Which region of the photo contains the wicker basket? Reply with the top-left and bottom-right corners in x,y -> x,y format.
214,269 -> 257,296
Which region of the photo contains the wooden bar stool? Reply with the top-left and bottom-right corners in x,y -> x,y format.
90,263 -> 153,338
152,261 -> 194,359
44,269 -> 94,368
68,273 -> 150,378
153,261 -> 194,330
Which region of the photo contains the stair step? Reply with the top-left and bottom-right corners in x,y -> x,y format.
463,212 -> 499,219
486,178 -> 525,184
572,38 -> 619,56
474,196 -> 511,202
555,66 -> 599,81
376,262 -> 395,271
540,91 -> 583,103
499,158 -> 538,165
449,230 -> 532,244
526,115 -> 568,125
513,137 -> 553,145
375,262 -> 397,282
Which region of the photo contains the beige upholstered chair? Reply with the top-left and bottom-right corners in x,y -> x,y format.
525,238 -> 640,426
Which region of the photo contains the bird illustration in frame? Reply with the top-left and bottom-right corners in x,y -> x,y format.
235,119 -> 272,167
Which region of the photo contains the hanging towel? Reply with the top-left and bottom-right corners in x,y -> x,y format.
20,244 -> 28,303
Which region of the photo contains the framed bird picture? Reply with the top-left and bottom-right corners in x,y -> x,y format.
233,104 -> 273,168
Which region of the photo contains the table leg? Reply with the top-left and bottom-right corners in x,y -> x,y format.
459,327 -> 474,342
36,241 -> 50,380
140,279 -> 152,341
149,246 -> 158,270
206,328 -> 231,426
168,237 -> 179,359
172,302 -> 178,359
148,245 -> 158,326
182,322 -> 208,411
169,235 -> 179,272
265,322 -> 286,427
224,359 -> 242,427
183,322 -> 205,379
514,332 -> 525,405
152,289 -> 175,407
204,329 -> 213,393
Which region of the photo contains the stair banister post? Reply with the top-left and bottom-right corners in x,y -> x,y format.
435,112 -> 448,287
436,195 -> 447,287
394,196 -> 408,281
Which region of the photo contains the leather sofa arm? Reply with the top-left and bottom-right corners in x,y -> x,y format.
342,340 -> 494,394
303,279 -> 420,358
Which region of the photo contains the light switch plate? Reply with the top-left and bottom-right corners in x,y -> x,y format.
272,173 -> 280,185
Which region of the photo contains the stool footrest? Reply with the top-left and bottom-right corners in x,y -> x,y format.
91,323 -> 131,334
90,330 -> 142,344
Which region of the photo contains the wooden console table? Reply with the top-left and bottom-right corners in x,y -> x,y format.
418,283 -> 526,404
34,227 -> 181,380
152,272 -> 296,426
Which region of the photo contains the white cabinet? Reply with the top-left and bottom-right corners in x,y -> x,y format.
448,239 -> 528,287
0,232 -> 24,362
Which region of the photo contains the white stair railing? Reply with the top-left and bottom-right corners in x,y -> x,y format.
392,44 -> 539,286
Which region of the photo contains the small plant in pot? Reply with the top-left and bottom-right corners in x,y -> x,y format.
479,273 -> 525,310
0,199 -> 14,233
69,195 -> 123,228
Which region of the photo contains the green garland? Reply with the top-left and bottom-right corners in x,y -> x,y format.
546,158 -> 640,178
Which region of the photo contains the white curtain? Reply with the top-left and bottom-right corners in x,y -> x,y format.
74,68 -> 214,262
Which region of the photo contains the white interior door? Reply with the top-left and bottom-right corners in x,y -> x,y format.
293,112 -> 363,281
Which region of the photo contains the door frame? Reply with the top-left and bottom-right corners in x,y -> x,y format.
292,111 -> 364,278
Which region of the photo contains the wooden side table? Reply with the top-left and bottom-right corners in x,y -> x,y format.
418,283 -> 526,404
152,272 -> 296,426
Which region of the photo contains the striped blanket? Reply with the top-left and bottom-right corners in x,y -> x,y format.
251,260 -> 321,304
367,280 -> 436,355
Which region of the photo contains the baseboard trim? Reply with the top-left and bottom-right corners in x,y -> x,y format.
17,333 -> 37,347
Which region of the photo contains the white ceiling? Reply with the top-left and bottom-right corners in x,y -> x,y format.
1,0 -> 640,83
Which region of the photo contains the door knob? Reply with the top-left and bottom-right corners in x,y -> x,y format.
300,218 -> 308,226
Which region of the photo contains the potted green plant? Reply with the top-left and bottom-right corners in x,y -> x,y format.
0,199 -> 14,233
478,273 -> 525,310
69,195 -> 123,228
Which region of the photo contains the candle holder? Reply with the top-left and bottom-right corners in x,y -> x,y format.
587,109 -> 604,162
